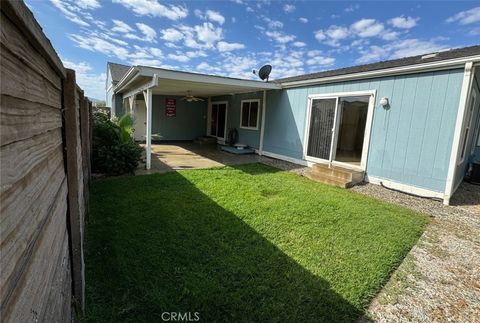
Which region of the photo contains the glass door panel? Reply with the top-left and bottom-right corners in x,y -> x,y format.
210,104 -> 218,137
217,104 -> 226,139
333,96 -> 369,165
307,98 -> 336,160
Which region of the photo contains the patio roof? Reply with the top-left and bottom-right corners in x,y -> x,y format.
114,65 -> 282,99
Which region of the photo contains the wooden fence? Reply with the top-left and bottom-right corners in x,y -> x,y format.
0,1 -> 91,321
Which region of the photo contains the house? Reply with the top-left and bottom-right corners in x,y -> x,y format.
106,45 -> 480,204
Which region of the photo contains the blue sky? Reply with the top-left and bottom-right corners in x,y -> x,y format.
26,0 -> 480,100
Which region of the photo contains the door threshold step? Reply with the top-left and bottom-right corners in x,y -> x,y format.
305,163 -> 364,188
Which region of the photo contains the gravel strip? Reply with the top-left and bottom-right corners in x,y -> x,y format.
259,156 -> 480,322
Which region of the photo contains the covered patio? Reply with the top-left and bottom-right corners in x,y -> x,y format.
113,66 -> 281,169
135,142 -> 260,175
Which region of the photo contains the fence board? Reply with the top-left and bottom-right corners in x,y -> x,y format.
63,69 -> 86,310
0,13 -> 62,90
0,1 -> 91,321
0,129 -> 63,193
0,149 -> 65,304
0,45 -> 62,108
0,95 -> 62,146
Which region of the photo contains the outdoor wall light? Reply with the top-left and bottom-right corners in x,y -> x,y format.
379,97 -> 389,108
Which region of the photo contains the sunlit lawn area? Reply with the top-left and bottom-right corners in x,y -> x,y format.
86,163 -> 427,322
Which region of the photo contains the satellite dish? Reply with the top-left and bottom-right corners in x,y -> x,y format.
255,65 -> 272,82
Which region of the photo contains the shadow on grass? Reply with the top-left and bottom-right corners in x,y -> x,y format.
86,171 -> 364,323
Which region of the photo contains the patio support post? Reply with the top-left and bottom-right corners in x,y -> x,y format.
259,90 -> 267,155
128,96 -> 135,114
144,88 -> 153,169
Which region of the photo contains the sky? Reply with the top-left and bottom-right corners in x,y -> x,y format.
25,0 -> 480,100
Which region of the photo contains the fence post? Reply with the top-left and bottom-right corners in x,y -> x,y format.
62,69 -> 85,312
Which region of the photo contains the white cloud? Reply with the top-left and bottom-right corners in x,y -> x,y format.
381,30 -> 400,41
168,53 -> 190,62
69,34 -> 130,59
186,50 -> 208,58
112,19 -> 134,33
344,4 -> 359,12
136,23 -> 157,42
356,38 -> 448,63
293,41 -> 306,47
306,56 -> 335,66
205,10 -> 225,25
62,59 -> 106,99
194,22 -> 223,47
314,30 -> 326,41
217,41 -> 245,52
265,30 -> 296,43
326,25 -> 350,39
130,58 -> 162,67
351,19 -> 384,37
307,50 -> 322,57
112,0 -> 188,20
299,17 -> 308,23
50,0 -> 90,26
389,16 -> 419,29
264,17 -> 284,29
76,0 -> 100,9
283,4 -> 295,13
160,28 -> 184,42
446,7 -> 480,25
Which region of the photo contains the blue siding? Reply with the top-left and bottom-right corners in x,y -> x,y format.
264,69 -> 465,193
150,95 -> 207,140
212,91 -> 264,149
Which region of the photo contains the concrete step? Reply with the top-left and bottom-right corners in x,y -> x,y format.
312,163 -> 364,183
304,170 -> 350,188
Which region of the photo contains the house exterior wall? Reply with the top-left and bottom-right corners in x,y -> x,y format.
150,95 -> 208,140
212,91 -> 264,149
264,68 -> 465,193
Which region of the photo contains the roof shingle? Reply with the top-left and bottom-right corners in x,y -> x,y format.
275,45 -> 480,83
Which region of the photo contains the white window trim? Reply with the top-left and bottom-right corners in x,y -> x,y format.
302,90 -> 376,171
240,99 -> 261,130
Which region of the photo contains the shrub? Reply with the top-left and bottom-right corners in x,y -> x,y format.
92,112 -> 143,175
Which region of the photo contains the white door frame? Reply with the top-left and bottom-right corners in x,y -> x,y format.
207,100 -> 229,141
303,90 -> 376,171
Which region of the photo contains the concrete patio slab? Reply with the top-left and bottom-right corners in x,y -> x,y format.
135,142 -> 260,175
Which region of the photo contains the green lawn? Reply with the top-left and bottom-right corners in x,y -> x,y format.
86,164 -> 427,322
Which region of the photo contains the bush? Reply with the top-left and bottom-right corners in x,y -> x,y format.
92,112 -> 143,175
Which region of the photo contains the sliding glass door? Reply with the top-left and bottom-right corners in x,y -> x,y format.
210,102 -> 227,139
305,93 -> 372,169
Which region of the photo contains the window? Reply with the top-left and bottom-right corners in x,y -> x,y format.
240,100 -> 260,130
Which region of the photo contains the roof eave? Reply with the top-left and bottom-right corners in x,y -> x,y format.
280,55 -> 480,88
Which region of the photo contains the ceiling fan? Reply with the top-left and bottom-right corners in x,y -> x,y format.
181,91 -> 204,102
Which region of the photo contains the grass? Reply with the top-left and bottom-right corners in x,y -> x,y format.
86,164 -> 428,322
